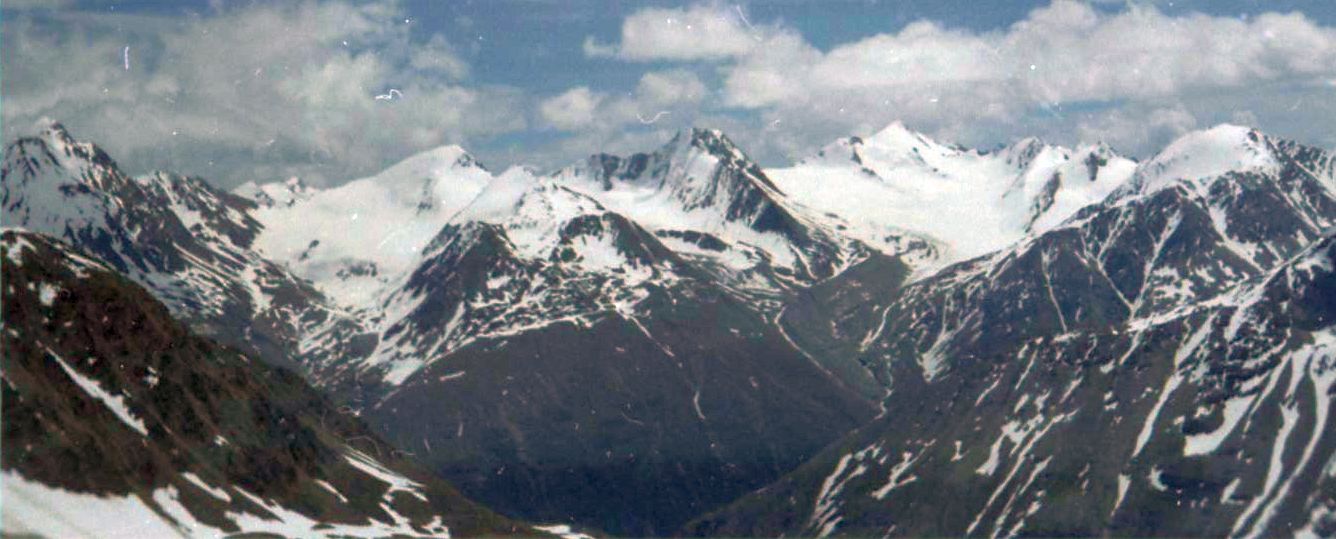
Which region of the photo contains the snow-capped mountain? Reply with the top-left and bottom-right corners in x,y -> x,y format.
0,121 -> 355,373
0,229 -> 530,538
352,171 -> 687,386
237,144 -> 492,307
552,128 -> 884,299
0,121 -> 886,536
287,128 -> 894,394
687,126 -> 1336,537
314,162 -> 880,535
768,121 -> 1138,273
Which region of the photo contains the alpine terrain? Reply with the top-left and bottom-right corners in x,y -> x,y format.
3,117 -> 1333,537
689,125 -> 1336,537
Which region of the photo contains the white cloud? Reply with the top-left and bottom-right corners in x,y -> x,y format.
1,1 -> 525,187
1075,104 -> 1199,154
585,3 -> 772,61
636,69 -> 707,107
540,70 -> 710,134
540,87 -> 606,130
409,35 -> 470,80
589,1 -> 1336,162
719,2 -> 1336,110
582,36 -> 619,58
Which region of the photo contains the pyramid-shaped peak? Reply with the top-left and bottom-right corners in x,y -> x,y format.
867,121 -> 938,148
375,144 -> 487,184
662,127 -> 746,160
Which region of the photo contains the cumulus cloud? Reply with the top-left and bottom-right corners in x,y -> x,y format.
586,3 -> 770,61
540,70 -> 709,134
609,2 -> 1336,108
1,1 -> 526,188
590,1 -> 1336,161
1074,104 -> 1199,154
540,87 -> 606,130
636,69 -> 707,107
719,2 -> 1336,113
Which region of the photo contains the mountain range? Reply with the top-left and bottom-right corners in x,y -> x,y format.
3,118 -> 1332,537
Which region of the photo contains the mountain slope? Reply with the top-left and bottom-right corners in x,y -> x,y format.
370,274 -> 877,536
14,118 -> 1329,538
0,229 -> 535,538
328,170 -> 880,535
686,126 -> 1336,537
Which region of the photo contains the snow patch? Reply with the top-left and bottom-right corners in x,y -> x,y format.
46,348 -> 148,436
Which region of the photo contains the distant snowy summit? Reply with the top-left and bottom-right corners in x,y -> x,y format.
770,121 -> 1138,268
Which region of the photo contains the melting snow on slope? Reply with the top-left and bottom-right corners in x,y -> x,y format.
1,471 -> 181,538
46,348 -> 148,436
4,469 -> 450,539
180,472 -> 231,502
36,282 -> 59,306
1183,395 -> 1253,457
534,524 -> 597,539
343,448 -> 429,503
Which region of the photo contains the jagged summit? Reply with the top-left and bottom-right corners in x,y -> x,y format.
547,128 -> 863,290
0,121 -> 361,377
29,117 -> 81,149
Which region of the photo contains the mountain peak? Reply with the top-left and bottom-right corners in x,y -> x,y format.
1130,123 -> 1276,194
665,126 -> 744,160
31,120 -> 108,165
999,136 -> 1054,169
688,126 -> 726,143
34,117 -> 71,141
3,119 -> 127,202
1163,123 -> 1260,152
375,144 -> 485,185
867,121 -> 938,150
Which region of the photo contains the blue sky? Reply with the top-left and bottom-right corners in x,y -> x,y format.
5,0 -> 1336,188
